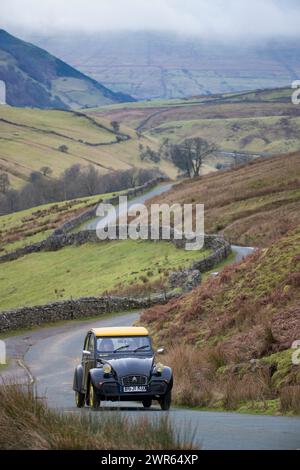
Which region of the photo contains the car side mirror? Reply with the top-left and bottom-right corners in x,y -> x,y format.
82,350 -> 91,358
156,347 -> 165,354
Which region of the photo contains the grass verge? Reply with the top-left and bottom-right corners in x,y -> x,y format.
0,382 -> 195,450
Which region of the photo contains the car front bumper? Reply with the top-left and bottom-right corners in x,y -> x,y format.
97,379 -> 169,399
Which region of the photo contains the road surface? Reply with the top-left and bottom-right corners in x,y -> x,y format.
3,310 -> 300,450
232,245 -> 255,262
84,182 -> 174,231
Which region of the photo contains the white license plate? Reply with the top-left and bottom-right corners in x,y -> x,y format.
123,386 -> 147,393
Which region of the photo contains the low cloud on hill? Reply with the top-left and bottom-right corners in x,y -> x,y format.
1,0 -> 300,39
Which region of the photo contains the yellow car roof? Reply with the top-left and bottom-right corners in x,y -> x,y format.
90,326 -> 149,337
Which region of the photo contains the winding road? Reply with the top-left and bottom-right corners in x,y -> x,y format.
84,182 -> 174,231
2,183 -> 300,449
4,310 -> 300,450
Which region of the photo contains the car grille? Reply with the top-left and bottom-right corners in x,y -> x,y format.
121,375 -> 148,386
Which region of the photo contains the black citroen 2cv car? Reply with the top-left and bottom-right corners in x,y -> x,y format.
73,326 -> 173,410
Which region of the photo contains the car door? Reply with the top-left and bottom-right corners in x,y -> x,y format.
82,333 -> 95,392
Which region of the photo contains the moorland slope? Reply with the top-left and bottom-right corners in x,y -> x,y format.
0,29 -> 134,109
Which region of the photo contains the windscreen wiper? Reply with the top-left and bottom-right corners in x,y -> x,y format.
134,345 -> 150,352
113,344 -> 130,352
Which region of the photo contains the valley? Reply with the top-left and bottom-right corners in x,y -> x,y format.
1,1 -> 300,453
1,86 -> 300,419
95,87 -> 300,158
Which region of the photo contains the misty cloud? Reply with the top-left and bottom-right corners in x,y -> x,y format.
1,0 -> 300,38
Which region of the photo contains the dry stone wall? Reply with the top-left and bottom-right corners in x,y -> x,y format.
0,293 -> 174,333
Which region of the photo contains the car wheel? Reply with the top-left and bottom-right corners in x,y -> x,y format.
89,382 -> 100,410
142,399 -> 152,409
75,390 -> 85,408
159,390 -> 171,411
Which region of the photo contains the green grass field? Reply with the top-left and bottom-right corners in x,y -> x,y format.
0,106 -> 177,187
0,239 -> 210,310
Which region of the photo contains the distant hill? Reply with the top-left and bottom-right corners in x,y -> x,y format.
0,29 -> 135,109
31,31 -> 300,100
96,85 -> 300,159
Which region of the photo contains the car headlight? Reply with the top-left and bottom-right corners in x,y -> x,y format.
156,362 -> 164,374
103,363 -> 112,374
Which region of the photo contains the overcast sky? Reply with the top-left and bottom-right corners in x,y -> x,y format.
1,0 -> 300,39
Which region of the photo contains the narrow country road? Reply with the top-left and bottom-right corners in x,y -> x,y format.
2,183 -> 299,450
84,182 -> 174,231
4,311 -> 300,450
231,245 -> 255,262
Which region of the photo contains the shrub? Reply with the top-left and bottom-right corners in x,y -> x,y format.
58,144 -> 69,153
285,272 -> 300,288
205,345 -> 228,371
222,368 -> 273,410
280,386 -> 300,414
164,345 -> 214,407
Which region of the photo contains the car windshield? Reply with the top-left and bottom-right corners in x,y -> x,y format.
97,336 -> 152,354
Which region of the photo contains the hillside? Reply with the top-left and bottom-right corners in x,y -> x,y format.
0,105 -> 176,187
136,150 -> 300,414
96,87 -> 300,158
0,186 -> 212,311
32,31 -> 300,100
0,29 -> 134,109
146,152 -> 300,247
2,85 -> 298,189
0,191 -> 125,255
141,224 -> 300,414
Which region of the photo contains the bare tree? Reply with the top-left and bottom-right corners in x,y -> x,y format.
63,164 -> 81,180
28,171 -> 43,184
0,165 -> 164,215
0,173 -> 10,193
111,121 -> 120,133
170,142 -> 192,177
40,166 -> 53,177
170,137 -> 217,178
191,138 -> 218,177
58,144 -> 69,153
81,165 -> 101,195
139,145 -> 161,163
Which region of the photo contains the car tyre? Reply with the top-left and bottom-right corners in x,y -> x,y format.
142,399 -> 152,409
75,390 -> 85,408
89,382 -> 100,410
159,390 -> 171,410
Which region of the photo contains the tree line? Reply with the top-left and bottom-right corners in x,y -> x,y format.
0,165 -> 162,215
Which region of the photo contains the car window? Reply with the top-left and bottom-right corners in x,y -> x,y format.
88,334 -> 95,353
84,334 -> 90,351
97,336 -> 151,353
